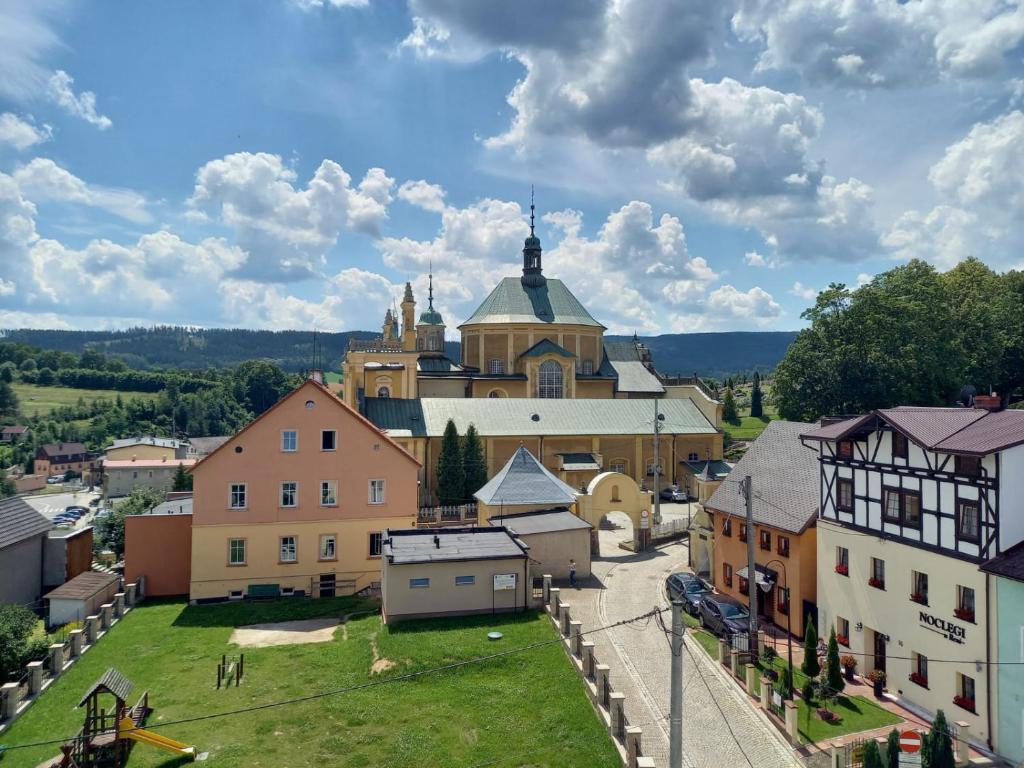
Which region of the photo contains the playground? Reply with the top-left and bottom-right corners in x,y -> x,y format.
1,597 -> 620,767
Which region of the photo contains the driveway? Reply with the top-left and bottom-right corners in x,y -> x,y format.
566,525 -> 800,768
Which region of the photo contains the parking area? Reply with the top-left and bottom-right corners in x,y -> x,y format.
23,488 -> 103,529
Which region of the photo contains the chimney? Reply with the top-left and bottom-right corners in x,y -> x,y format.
309,369 -> 324,384
433,534 -> 440,549
973,393 -> 1002,411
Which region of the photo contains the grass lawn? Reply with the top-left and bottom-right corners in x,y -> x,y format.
0,598 -> 619,768
722,414 -> 774,441
688,629 -> 900,745
321,371 -> 343,385
13,383 -> 152,418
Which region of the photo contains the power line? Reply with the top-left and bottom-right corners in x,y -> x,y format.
0,607 -> 665,754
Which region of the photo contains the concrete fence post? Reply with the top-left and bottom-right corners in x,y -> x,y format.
1,682 -> 18,720
595,664 -> 611,708
125,582 -> 137,606
730,649 -> 740,678
761,678 -> 772,711
625,726 -> 642,767
955,721 -> 970,767
784,700 -> 799,744
69,629 -> 84,658
85,616 -> 99,643
570,621 -> 583,656
549,588 -> 561,618
609,692 -> 626,742
581,641 -> 596,680
100,604 -> 113,630
560,605 -> 572,637
49,644 -> 65,676
27,661 -> 43,695
830,742 -> 844,768
636,759 -> 656,768
542,574 -> 552,605
114,592 -> 126,619
745,663 -> 757,695
136,574 -> 146,601
757,630 -> 767,656
718,637 -> 728,665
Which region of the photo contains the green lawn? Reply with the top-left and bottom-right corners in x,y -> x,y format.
0,599 -> 619,768
722,414 -> 774,440
322,371 -> 343,385
688,629 -> 900,745
13,383 -> 152,418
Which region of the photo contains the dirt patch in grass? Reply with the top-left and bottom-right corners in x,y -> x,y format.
229,618 -> 340,648
369,632 -> 396,675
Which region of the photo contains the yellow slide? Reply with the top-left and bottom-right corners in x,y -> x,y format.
119,717 -> 197,760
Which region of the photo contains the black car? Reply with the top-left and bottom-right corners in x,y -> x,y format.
659,486 -> 686,502
665,571 -> 697,598
698,594 -> 751,637
665,572 -> 713,614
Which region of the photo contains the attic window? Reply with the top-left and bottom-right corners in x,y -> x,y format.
531,414 -> 540,422
305,400 -> 315,409
234,446 -> 243,454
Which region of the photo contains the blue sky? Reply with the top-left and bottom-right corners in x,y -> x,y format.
1,0 -> 1022,335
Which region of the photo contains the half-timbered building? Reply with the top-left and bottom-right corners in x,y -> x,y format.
801,401 -> 1024,751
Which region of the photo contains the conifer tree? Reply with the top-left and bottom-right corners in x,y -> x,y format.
927,710 -> 955,768
863,739 -> 884,768
462,424 -> 487,500
886,729 -> 900,768
825,626 -> 845,694
802,616 -> 821,679
751,371 -> 764,418
172,462 -> 192,492
722,387 -> 738,423
436,419 -> 465,505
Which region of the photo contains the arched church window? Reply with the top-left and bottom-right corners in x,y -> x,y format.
489,358 -> 505,375
538,360 -> 563,399
377,387 -> 390,398
488,390 -> 505,399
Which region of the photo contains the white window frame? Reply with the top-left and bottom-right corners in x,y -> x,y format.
369,479 -> 385,505
281,429 -> 298,452
538,360 -> 563,399
488,358 -> 504,375
228,538 -> 246,565
319,535 -> 337,561
229,483 -> 247,509
321,480 -> 337,506
610,460 -> 627,474
280,481 -> 298,508
321,429 -> 337,452
279,536 -> 297,563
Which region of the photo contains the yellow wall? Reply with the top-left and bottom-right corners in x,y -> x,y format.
106,444 -> 176,461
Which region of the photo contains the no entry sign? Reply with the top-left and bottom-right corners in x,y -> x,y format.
899,730 -> 923,753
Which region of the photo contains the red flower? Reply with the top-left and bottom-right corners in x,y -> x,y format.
868,577 -> 884,589
910,672 -> 928,687
953,695 -> 975,711
835,564 -> 849,575
954,608 -> 975,622
836,635 -> 850,647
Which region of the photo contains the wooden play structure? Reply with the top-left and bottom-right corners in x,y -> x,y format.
216,653 -> 244,689
37,668 -> 196,767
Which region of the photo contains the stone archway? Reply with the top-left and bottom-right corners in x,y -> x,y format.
577,472 -> 655,551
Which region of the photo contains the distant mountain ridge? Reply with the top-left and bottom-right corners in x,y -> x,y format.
2,327 -> 798,378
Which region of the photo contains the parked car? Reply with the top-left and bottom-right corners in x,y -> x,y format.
88,498 -> 101,507
94,509 -> 111,519
65,506 -> 88,516
659,486 -> 686,502
698,594 -> 751,637
47,476 -> 64,484
678,577 -> 713,615
53,515 -> 77,525
665,571 -> 698,599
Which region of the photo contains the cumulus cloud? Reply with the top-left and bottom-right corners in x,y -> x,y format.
732,0 -> 1024,88
789,281 -> 818,301
397,179 -> 446,212
706,285 -> 781,322
743,250 -> 780,268
188,152 -> 392,281
0,113 -> 51,150
47,70 -> 112,129
13,158 -> 151,223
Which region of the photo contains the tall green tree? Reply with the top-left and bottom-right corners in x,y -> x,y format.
436,419 -> 465,505
722,387 -> 738,423
801,616 -> 820,679
886,729 -> 901,768
750,371 -> 763,418
171,462 -> 193,492
0,380 -> 18,418
863,739 -> 884,768
462,424 -> 487,500
926,710 -> 955,768
824,626 -> 845,694
233,360 -> 293,415
0,469 -> 16,499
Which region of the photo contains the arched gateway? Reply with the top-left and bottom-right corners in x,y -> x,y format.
577,472 -> 655,551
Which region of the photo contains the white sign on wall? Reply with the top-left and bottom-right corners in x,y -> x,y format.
493,574 -> 517,591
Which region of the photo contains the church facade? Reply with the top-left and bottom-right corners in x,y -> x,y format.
341,206 -> 724,506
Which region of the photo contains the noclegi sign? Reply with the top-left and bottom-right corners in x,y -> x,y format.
919,612 -> 967,644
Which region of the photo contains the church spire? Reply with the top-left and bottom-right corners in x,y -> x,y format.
427,261 -> 435,310
521,186 -> 545,288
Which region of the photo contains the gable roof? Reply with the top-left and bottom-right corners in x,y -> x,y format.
520,338 -> 576,359
194,378 -> 420,470
981,540 -> 1024,583
602,342 -> 664,394
0,496 -> 52,550
488,508 -> 592,535
705,420 -> 818,534
38,442 -> 88,457
474,445 -> 579,506
460,277 -> 604,328
1,425 -> 28,434
79,668 -> 133,706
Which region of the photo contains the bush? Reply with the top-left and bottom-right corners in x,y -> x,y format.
0,604 -> 39,678
801,680 -> 815,705
23,635 -> 51,664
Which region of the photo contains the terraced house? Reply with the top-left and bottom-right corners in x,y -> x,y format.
802,401 -> 1024,754
188,376 -> 420,602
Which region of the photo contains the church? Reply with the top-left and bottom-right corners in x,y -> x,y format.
341,202 -> 725,508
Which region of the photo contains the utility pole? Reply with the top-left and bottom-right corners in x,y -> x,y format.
669,599 -> 684,768
742,475 -> 759,659
653,399 -> 662,527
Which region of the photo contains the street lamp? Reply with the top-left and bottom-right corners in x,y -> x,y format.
761,558 -> 792,699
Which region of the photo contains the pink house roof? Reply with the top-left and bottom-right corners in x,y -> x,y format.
104,459 -> 197,469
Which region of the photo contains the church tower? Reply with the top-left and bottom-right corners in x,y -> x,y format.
383,308 -> 396,343
521,188 -> 545,288
416,269 -> 445,354
401,282 -> 417,352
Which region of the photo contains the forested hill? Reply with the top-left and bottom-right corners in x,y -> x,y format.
2,327 -> 797,377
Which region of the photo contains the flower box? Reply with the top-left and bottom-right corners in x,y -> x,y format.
953,695 -> 975,712
954,608 -> 975,622
910,593 -> 928,605
910,672 -> 928,687
835,564 -> 849,576
868,577 -> 885,589
836,635 -> 850,647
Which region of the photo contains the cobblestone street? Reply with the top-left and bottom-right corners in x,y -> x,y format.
566,524 -> 801,768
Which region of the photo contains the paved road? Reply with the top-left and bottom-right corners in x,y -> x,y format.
567,526 -> 800,768
23,489 -> 102,529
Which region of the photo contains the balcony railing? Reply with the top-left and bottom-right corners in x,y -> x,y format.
348,339 -> 405,353
417,503 -> 479,526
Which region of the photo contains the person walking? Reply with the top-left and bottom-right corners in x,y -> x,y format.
569,559 -> 578,588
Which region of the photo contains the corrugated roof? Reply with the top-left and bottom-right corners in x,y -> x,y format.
705,420 -> 819,534
520,338 -> 575,359
383,526 -> 528,564
460,277 -> 604,328
475,445 -> 579,505
489,508 -> 592,535
363,397 -> 717,438
45,570 -> 120,601
981,540 -> 1024,582
0,496 -> 53,550
79,668 -> 133,706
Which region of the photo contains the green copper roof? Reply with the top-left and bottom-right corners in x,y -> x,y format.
520,338 -> 576,359
418,308 -> 444,326
459,277 -> 605,329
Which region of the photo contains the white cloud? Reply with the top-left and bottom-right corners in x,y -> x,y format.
743,250 -> 779,268
0,2 -> 64,101
188,152 -> 392,280
706,285 -> 781,322
291,0 -> 369,9
789,281 -> 818,301
928,110 -> 1024,210
0,113 -> 51,150
397,179 -> 446,212
13,158 -> 151,223
47,70 -> 112,129
856,272 -> 872,287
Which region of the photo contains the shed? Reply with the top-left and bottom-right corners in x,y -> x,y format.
0,496 -> 53,605
44,571 -> 121,628
489,508 -> 592,579
381,527 -> 530,623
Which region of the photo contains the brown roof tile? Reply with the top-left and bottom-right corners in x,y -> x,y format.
44,571 -> 120,601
